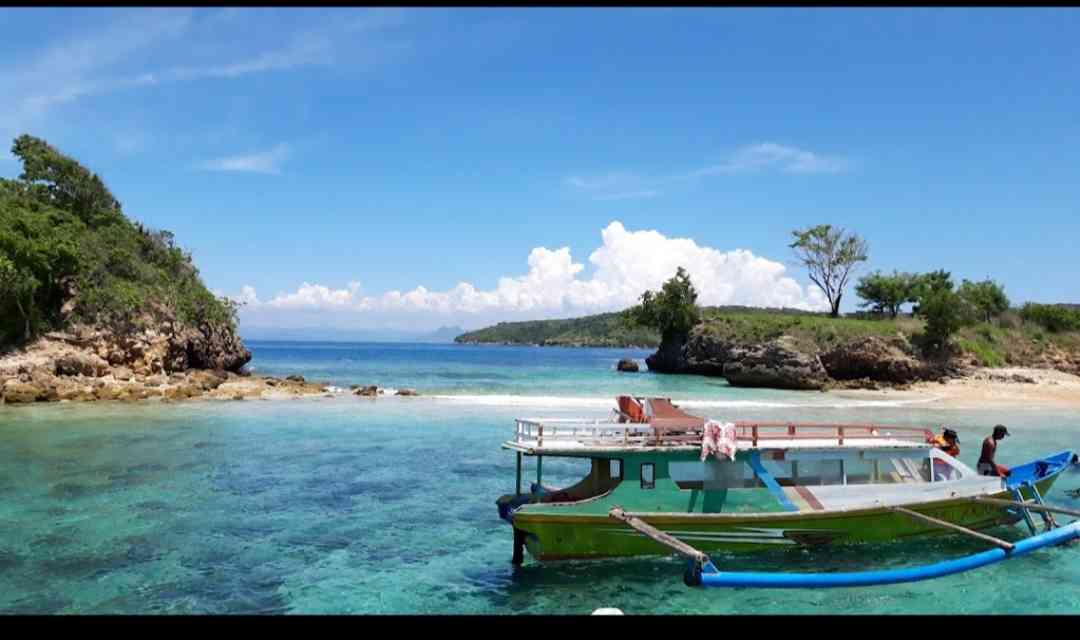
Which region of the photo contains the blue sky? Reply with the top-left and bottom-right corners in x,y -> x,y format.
3,8 -> 1079,332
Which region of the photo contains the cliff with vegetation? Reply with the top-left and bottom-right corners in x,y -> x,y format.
456,305 -> 1080,390
461,236 -> 1080,391
677,307 -> 1080,390
0,135 -> 327,404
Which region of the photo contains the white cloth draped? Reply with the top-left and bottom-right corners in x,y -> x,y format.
701,420 -> 738,462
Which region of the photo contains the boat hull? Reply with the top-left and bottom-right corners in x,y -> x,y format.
513,477 -> 1061,561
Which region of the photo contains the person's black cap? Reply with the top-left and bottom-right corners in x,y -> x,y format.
993,424 -> 1010,438
943,428 -> 959,443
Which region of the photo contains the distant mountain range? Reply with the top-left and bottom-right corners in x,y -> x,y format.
240,325 -> 465,343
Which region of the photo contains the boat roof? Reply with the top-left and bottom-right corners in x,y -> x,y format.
506,416 -> 935,456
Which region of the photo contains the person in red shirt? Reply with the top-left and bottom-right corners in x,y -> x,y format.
977,425 -> 1011,477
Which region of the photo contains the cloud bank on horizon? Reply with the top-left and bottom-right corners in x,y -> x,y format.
234,221 -> 829,332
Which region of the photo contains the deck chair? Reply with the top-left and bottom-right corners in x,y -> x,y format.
615,395 -> 648,423
646,398 -> 706,441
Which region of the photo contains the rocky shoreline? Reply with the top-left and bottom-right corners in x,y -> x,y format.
0,329 -> 434,406
644,330 -> 966,391
0,326 -> 330,406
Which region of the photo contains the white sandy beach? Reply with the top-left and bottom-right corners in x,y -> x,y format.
834,367 -> 1080,410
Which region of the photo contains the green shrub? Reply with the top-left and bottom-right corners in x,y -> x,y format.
998,310 -> 1022,330
1019,303 -> 1080,333
915,286 -> 977,352
958,279 -> 1010,323
957,337 -> 1006,367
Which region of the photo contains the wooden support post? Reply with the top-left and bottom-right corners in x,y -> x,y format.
516,452 -> 522,496
972,497 -> 1080,519
511,527 -> 526,565
891,506 -> 1015,551
609,508 -> 708,565
536,455 -> 543,487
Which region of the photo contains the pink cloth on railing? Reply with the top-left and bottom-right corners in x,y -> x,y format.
700,420 -> 738,462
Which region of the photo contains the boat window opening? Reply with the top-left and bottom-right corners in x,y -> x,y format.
844,458 -> 876,485
533,456 -> 592,492
609,459 -> 622,481
670,460 -> 743,491
761,460 -> 797,487
884,457 -> 932,484
787,460 -> 844,486
641,463 -> 655,490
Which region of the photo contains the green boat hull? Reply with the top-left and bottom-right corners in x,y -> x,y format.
512,477 -> 1060,561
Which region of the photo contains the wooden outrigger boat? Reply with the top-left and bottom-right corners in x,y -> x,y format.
495,396 -> 1080,588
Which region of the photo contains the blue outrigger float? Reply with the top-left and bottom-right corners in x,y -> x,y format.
683,450 -> 1080,588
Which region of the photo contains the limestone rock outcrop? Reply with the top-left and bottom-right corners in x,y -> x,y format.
819,336 -> 925,384
721,337 -> 830,391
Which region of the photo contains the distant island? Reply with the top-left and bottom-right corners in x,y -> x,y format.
243,325 -> 466,343
455,311 -> 660,348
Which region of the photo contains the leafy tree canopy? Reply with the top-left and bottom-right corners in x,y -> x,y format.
0,135 -> 237,347
912,272 -> 976,352
625,267 -> 701,344
789,225 -> 868,318
11,135 -> 123,228
854,270 -> 918,318
957,279 -> 1010,324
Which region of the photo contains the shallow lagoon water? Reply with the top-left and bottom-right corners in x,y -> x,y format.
1,342 -> 1078,614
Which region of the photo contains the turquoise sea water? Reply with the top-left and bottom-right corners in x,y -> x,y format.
1,341 -> 1078,614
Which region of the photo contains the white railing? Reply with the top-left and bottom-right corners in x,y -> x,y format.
514,418 -> 655,447
512,417 -> 936,449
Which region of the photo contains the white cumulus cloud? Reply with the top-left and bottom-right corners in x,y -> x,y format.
235,221 -> 829,331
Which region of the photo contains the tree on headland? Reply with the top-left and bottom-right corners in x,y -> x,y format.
909,269 -> 952,317
957,279 -> 1010,324
624,267 -> 700,371
11,134 -> 122,228
626,267 -> 701,342
912,271 -> 976,352
789,225 -> 868,318
855,271 -> 918,318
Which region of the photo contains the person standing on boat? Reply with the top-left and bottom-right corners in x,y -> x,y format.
977,425 -> 1012,477
928,428 -> 961,480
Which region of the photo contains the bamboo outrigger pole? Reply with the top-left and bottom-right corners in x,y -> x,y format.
609,508 -> 708,565
891,507 -> 1015,551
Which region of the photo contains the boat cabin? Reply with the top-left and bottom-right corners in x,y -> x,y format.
499,397 -> 989,519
